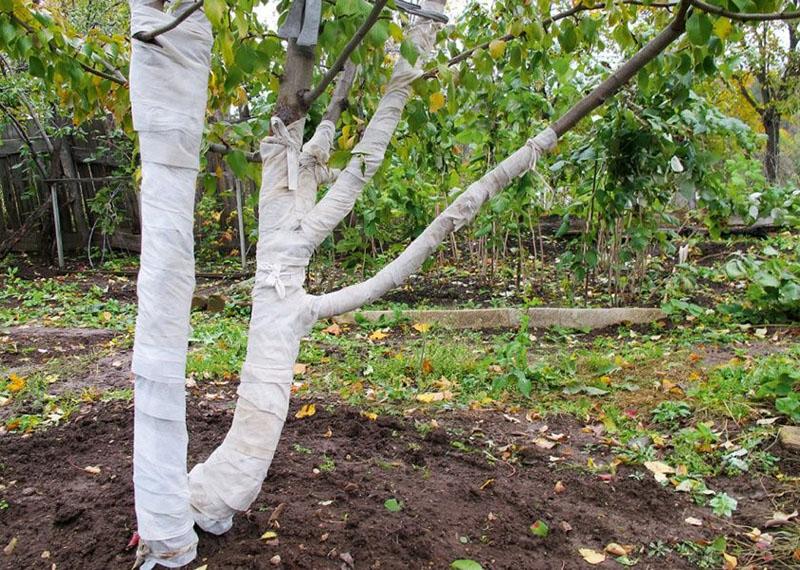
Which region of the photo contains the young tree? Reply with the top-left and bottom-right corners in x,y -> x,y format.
734,20 -> 799,181
10,0 -> 797,567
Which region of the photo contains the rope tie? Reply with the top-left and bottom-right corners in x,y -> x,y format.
525,138 -> 542,172
524,128 -> 559,172
267,116 -> 302,191
263,263 -> 287,299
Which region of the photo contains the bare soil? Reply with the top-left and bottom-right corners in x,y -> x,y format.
0,393 -> 794,570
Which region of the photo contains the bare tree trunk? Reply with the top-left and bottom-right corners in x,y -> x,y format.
762,108 -> 781,182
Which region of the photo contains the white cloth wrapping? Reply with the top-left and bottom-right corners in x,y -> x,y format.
129,1 -> 212,568
188,5 -> 444,531
313,127 -> 559,318
188,117 -> 316,533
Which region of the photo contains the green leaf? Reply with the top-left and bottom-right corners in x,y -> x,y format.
451,560 -> 483,570
709,492 -> 737,517
225,150 -> 249,179
558,22 -> 578,53
28,55 -> 45,78
205,0 -> 226,27
686,12 -> 712,46
399,39 -> 418,66
384,498 -> 403,512
529,520 -> 550,537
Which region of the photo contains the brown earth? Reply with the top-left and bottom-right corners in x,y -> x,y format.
0,393 -> 794,570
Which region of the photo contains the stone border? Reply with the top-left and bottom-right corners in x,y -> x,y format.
334,307 -> 666,331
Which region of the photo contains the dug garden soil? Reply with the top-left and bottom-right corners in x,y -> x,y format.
0,396 -> 791,570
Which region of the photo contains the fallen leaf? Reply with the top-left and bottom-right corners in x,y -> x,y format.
84,465 -> 101,475
421,359 -> 434,375
764,510 -> 798,528
369,330 -> 389,341
723,552 -> 737,569
412,322 -> 431,333
530,520 -> 550,537
322,323 -> 342,336
578,548 -> 606,565
644,461 -> 675,483
685,517 -> 703,526
7,373 -> 25,393
270,555 -> 281,566
533,437 -> 557,450
560,521 -> 573,532
293,363 -> 307,375
3,537 -> 17,555
295,403 -> 316,419
360,411 -> 378,421
605,543 -> 632,556
554,481 -> 566,494
260,530 -> 278,540
450,560 -> 483,570
416,391 -> 452,403
323,426 -> 333,438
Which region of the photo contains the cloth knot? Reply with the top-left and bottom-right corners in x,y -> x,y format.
266,116 -> 302,191
524,127 -> 558,172
263,263 -> 288,299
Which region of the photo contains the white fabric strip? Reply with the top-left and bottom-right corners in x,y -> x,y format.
313,127 -> 558,319
129,1 -> 212,568
300,8 -> 441,246
188,1 -> 445,532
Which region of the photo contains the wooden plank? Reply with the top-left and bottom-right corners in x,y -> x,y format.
779,426 -> 800,451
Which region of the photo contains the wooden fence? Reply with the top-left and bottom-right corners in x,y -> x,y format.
0,120 -> 141,261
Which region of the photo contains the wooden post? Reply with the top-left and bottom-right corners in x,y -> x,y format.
235,178 -> 247,268
50,181 -> 64,268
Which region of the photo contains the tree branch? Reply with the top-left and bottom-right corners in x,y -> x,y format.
132,0 -> 205,44
322,61 -> 359,124
732,74 -> 762,113
78,61 -> 126,84
313,1 -> 692,318
689,0 -> 800,21
208,143 -> 261,162
302,0 -> 390,108
421,0 -> 679,79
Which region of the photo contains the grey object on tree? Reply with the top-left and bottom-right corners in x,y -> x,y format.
277,0 -> 323,47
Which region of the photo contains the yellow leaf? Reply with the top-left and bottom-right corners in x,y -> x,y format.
723,552 -> 737,569
429,91 -> 445,113
714,17 -> 732,39
295,403 -> 316,419
260,530 -> 278,540
388,22 -> 403,43
605,543 -> 632,556
578,548 -> 606,564
369,330 -> 389,341
412,322 -> 431,333
360,411 -> 378,421
488,39 -> 507,59
7,373 -> 26,393
416,391 -> 452,403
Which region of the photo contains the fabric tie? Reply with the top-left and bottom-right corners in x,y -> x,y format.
277,0 -> 322,47
267,116 -> 301,191
264,263 -> 287,299
524,127 -> 558,171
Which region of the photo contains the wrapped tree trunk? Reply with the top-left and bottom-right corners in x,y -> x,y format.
188,7 -> 443,533
128,1 -> 212,567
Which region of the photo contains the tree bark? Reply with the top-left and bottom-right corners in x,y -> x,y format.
762,107 -> 781,182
